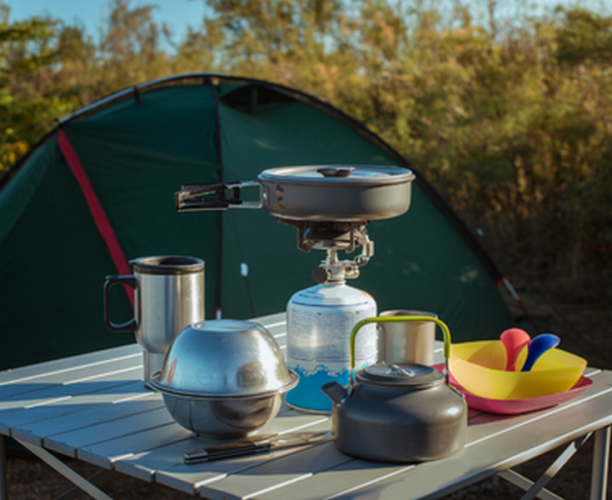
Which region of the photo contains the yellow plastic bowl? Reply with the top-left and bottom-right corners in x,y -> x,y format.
449,340 -> 587,400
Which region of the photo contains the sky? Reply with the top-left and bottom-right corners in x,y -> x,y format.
5,0 -> 210,49
4,0 -> 609,51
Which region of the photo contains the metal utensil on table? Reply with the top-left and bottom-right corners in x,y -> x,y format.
103,256 -> 204,388
184,431 -> 330,464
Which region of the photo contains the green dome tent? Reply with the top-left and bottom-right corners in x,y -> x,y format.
0,73 -> 515,370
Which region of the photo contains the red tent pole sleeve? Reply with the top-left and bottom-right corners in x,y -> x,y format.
57,130 -> 134,308
499,277 -> 541,335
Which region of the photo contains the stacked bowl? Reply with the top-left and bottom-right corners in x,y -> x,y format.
448,332 -> 589,414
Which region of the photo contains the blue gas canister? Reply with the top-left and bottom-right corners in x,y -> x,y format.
285,282 -> 377,413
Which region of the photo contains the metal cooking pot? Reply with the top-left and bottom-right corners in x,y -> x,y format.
175,165 -> 415,222
150,319 -> 298,438
322,316 -> 467,463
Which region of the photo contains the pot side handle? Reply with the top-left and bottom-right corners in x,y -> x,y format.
349,316 -> 452,385
175,181 -> 262,211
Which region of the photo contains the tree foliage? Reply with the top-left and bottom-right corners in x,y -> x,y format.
1,0 -> 611,289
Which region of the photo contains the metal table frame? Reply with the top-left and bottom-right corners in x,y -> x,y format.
0,313 -> 609,500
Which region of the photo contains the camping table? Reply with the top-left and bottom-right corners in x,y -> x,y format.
0,312 -> 610,500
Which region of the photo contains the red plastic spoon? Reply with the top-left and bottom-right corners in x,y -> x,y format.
500,328 -> 532,371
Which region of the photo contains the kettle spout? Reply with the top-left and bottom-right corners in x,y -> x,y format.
321,381 -> 348,404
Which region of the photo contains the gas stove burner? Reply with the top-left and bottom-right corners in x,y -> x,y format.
277,219 -> 368,252
277,218 -> 374,283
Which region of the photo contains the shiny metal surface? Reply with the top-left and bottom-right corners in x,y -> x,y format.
155,320 -> 296,397
258,165 -> 415,222
285,283 -> 377,414
104,256 -> 204,388
378,310 -> 437,366
258,165 -> 415,185
322,372 -> 467,463
175,165 -> 416,222
150,319 -> 298,437
158,390 -> 287,438
322,315 -> 466,463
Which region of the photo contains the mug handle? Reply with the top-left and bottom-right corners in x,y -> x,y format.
104,275 -> 138,332
349,316 -> 452,386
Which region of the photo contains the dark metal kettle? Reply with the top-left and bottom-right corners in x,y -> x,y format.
322,316 -> 467,463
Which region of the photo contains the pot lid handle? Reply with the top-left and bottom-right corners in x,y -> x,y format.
384,362 -> 416,377
316,167 -> 355,178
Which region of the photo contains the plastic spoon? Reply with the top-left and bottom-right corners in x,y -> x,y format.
500,328 -> 531,371
521,333 -> 561,372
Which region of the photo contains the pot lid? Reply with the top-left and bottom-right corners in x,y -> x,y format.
151,320 -> 298,399
258,165 -> 415,186
355,362 -> 444,388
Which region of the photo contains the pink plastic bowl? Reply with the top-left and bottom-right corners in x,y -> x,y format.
434,364 -> 593,415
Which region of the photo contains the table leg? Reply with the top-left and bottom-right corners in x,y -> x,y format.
517,436 -> 586,500
0,436 -> 6,500
13,438 -> 113,500
590,425 -> 611,500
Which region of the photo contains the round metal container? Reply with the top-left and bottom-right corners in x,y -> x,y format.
104,255 -> 204,388
378,310 -> 438,366
322,315 -> 466,463
258,165 -> 415,221
323,363 -> 467,463
285,283 -> 377,413
150,319 -> 298,437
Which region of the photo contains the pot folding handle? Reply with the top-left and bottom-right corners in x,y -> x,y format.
349,316 -> 452,385
175,181 -> 261,211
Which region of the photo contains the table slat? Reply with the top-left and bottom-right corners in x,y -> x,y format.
1,313 -> 610,500
0,344 -> 140,385
152,416 -> 331,494
113,411 -> 329,482
251,371 -> 612,500
0,354 -> 142,402
0,380 -> 145,437
44,405 -> 173,458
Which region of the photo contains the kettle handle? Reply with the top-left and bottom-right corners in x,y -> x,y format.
349,316 -> 452,385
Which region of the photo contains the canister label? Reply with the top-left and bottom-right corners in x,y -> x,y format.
285,284 -> 377,412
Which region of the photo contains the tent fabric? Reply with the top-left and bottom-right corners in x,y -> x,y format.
0,73 -> 515,371
57,130 -> 133,306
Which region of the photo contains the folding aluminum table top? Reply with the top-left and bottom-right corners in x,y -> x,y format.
0,313 -> 610,500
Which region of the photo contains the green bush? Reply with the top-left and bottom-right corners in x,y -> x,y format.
1,0 -> 610,292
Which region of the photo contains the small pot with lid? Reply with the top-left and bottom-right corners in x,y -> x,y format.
321,316 -> 467,463
151,319 -> 298,438
175,165 -> 416,222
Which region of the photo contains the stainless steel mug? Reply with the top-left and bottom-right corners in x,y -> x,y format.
104,256 -> 204,388
378,310 -> 437,365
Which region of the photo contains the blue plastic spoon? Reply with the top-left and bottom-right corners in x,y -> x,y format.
521,333 -> 560,372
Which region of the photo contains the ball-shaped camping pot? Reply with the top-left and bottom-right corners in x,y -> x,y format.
322,316 -> 467,463
150,319 -> 298,438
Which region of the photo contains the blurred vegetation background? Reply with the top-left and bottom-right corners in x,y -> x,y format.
1,0 -> 610,301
